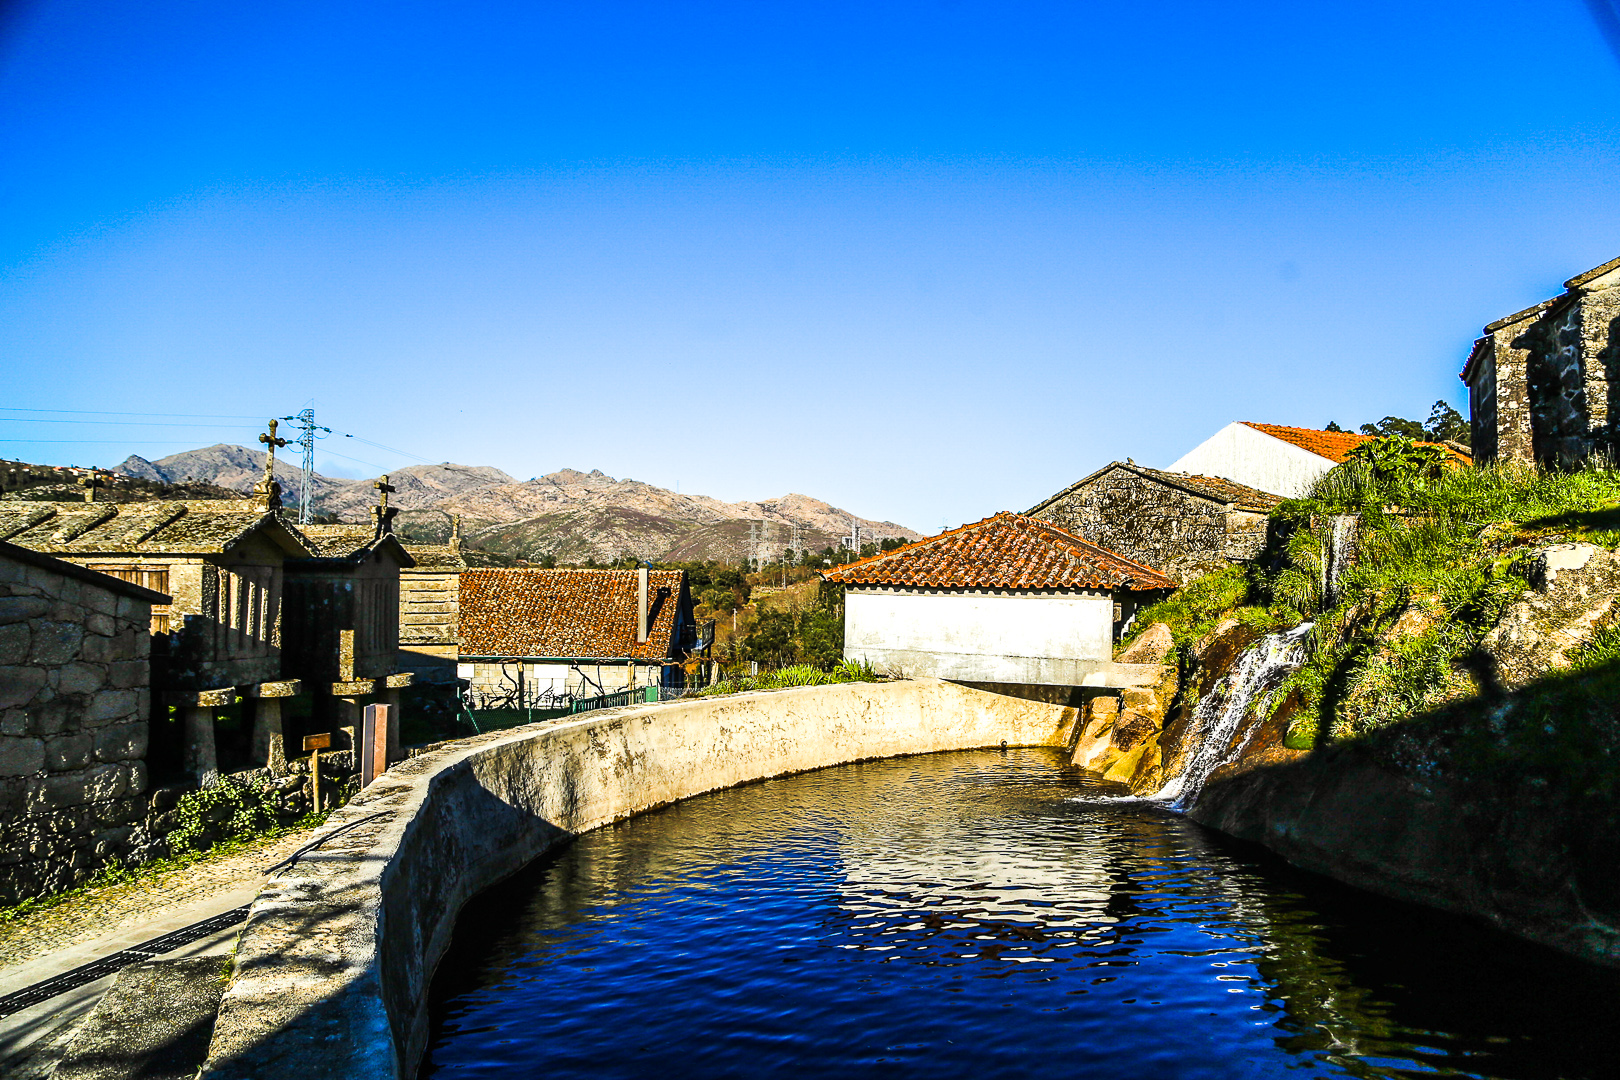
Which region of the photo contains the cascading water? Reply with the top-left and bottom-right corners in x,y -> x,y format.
1149,622 -> 1313,812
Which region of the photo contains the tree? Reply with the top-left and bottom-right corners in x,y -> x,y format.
1423,400 -> 1469,443
1325,421 -> 1345,433
1358,416 -> 1425,440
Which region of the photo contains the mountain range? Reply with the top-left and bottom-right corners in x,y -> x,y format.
115,445 -> 920,564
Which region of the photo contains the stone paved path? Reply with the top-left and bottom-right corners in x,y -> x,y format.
0,825 -> 317,973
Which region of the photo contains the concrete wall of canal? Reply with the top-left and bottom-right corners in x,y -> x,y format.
198,678 -> 1081,1079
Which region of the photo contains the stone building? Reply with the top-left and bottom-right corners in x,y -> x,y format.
1462,255 -> 1620,467
0,539 -> 168,905
821,512 -> 1175,684
283,519 -> 416,765
457,567 -> 696,705
0,493 -> 314,785
1026,462 -> 1281,583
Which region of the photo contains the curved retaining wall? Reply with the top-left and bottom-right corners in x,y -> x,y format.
198,678 -> 1080,1079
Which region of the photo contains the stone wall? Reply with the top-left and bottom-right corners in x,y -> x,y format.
1031,467 -> 1246,583
198,679 -> 1081,1079
0,551 -> 158,906
1470,280 -> 1620,468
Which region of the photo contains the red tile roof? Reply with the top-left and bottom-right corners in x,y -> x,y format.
820,512 -> 1174,592
1241,423 -> 1471,466
459,568 -> 687,659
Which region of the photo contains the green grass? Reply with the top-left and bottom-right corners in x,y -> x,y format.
0,809 -> 330,925
1120,565 -> 1285,657
1124,460 -> 1620,765
697,659 -> 880,697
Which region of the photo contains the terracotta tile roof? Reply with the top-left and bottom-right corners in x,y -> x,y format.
1241,423 -> 1472,466
0,500 -> 314,557
820,512 -> 1174,591
1027,462 -> 1282,516
459,568 -> 687,659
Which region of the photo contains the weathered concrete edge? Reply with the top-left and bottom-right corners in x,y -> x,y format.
200,678 -> 1080,1079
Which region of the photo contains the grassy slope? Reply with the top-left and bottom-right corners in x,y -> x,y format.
1124,462 -> 1620,799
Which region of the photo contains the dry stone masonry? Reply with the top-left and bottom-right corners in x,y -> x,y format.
1464,254 -> 1620,467
0,542 -> 165,905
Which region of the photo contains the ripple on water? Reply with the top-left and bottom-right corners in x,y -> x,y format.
424,748 -> 1620,1080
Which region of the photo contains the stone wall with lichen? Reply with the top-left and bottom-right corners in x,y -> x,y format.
0,552 -> 163,905
1030,467 -> 1264,583
1475,286 -> 1620,468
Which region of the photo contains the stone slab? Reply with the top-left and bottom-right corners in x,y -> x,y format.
51,956 -> 226,1080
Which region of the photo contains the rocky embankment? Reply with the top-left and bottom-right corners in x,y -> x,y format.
1073,544 -> 1620,968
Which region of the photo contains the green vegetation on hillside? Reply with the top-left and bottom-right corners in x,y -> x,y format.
1126,442 -> 1620,776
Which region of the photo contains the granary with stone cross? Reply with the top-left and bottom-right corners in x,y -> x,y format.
820,512 -> 1175,686
1462,255 -> 1620,468
1026,462 -> 1281,584
0,428 -> 314,787
280,474 -> 417,769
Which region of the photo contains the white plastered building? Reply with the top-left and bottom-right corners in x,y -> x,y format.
822,512 -> 1174,686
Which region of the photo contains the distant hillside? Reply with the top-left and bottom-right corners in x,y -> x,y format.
112,447 -> 919,563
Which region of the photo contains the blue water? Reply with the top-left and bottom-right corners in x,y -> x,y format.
424,749 -> 1619,1079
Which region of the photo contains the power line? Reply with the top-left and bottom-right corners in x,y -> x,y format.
0,417 -> 260,428
0,408 -> 266,419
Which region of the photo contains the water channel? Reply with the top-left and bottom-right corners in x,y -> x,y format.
424,748 -> 1619,1079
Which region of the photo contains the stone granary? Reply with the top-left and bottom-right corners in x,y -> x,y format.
1168,422 -> 1471,497
0,489 -> 314,786
0,539 -> 168,905
282,511 -> 416,769
1026,462 -> 1281,583
457,567 -> 697,705
1462,255 -> 1620,467
821,512 -> 1175,685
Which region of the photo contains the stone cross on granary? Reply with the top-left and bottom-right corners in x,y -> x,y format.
256,419 -> 288,508
449,513 -> 462,553
372,474 -> 398,534
78,470 -> 108,503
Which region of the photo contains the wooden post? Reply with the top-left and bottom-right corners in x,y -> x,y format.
361,703 -> 392,787
303,733 -> 331,810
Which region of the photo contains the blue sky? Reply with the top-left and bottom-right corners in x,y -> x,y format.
3,0 -> 1619,532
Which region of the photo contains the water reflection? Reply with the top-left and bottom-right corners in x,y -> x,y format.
425,749 -> 1619,1079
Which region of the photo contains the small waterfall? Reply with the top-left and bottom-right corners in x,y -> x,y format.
1322,514 -> 1357,605
1149,622 -> 1313,812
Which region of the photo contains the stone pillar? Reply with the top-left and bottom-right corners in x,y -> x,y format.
379,687 -> 403,762
336,696 -> 364,761
251,698 -> 286,777
183,707 -> 219,789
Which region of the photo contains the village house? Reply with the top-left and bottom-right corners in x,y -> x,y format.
820,512 -> 1174,685
281,481 -> 416,768
1462,255 -> 1620,467
1168,422 -> 1470,498
0,539 -> 169,904
1026,462 -> 1281,583
457,567 -> 697,706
